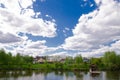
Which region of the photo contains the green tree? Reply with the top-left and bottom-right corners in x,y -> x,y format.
102,51 -> 117,69
74,55 -> 83,64
65,56 -> 73,64
23,56 -> 33,64
0,49 -> 9,64
116,55 -> 120,68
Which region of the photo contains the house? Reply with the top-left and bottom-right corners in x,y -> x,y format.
33,55 -> 67,64
33,56 -> 46,64
59,59 -> 66,63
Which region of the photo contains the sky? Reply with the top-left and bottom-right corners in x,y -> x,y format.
0,0 -> 120,57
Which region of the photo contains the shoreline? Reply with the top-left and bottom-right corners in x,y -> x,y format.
0,67 -> 120,71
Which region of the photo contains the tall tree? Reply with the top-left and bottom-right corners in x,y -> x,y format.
74,55 -> 83,64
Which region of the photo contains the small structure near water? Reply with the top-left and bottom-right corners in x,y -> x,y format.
89,64 -> 100,74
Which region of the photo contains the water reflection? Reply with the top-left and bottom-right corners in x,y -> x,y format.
106,71 -> 120,80
0,70 -> 120,80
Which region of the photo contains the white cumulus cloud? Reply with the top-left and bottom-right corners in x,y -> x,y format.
0,0 -> 57,38
62,0 -> 120,57
0,0 -> 57,56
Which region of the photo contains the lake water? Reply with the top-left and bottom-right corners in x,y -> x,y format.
0,70 -> 120,80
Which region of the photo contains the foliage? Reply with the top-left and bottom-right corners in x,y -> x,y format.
0,49 -> 120,71
74,54 -> 83,64
65,57 -> 74,64
102,51 -> 120,70
0,49 -> 33,69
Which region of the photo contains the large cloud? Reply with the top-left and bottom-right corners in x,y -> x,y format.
11,40 -> 47,56
79,40 -> 120,57
62,0 -> 120,51
0,31 -> 22,43
10,39 -> 61,57
0,0 -> 57,56
0,0 -> 57,38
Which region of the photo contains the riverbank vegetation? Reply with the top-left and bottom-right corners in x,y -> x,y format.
0,49 -> 120,71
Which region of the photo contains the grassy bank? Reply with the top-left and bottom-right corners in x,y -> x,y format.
0,63 -> 90,71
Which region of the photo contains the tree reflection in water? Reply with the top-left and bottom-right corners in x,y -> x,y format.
0,70 -> 120,80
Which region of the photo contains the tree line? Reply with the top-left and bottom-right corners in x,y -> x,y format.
0,49 -> 33,69
0,49 -> 120,70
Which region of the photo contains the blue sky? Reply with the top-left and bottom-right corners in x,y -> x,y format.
0,0 -> 120,57
31,0 -> 97,47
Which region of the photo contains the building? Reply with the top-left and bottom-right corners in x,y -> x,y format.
33,56 -> 46,64
33,55 -> 67,64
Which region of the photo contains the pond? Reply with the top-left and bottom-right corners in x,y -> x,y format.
0,70 -> 120,80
